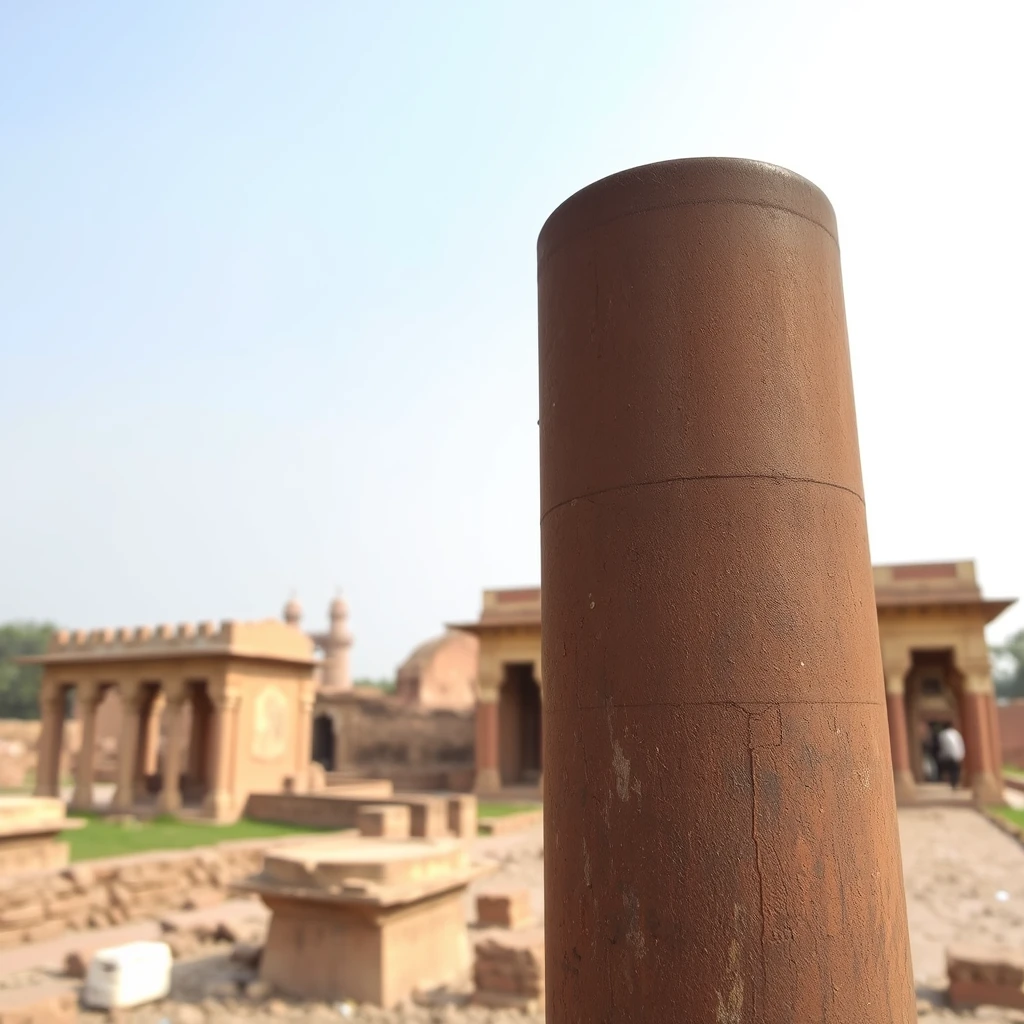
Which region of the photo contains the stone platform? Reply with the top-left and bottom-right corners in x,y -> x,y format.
0,797 -> 83,876
237,836 -> 491,1007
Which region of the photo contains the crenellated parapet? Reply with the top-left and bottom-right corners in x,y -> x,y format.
50,620 -> 230,653
31,618 -> 316,666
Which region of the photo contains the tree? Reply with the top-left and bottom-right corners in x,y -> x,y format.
353,677 -> 396,695
0,622 -> 56,719
993,627 -> 1024,700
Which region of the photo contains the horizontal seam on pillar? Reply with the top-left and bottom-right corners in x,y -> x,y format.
540,472 -> 865,523
539,196 -> 839,263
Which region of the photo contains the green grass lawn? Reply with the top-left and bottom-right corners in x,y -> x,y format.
477,801 -> 541,819
62,815 -> 320,862
990,806 -> 1024,829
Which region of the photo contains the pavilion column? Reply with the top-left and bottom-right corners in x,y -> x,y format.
203,687 -> 241,821
883,654 -> 916,804
113,682 -> 144,812
538,159 -> 914,1022
293,685 -> 316,793
474,672 -> 501,795
131,691 -> 162,800
143,693 -> 164,776
158,680 -> 188,815
34,679 -> 65,797
963,665 -> 1004,806
71,682 -> 102,810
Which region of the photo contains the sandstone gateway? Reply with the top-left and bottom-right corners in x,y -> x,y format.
459,559 -> 1014,805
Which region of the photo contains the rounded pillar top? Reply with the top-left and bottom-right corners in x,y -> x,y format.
537,156 -> 863,523
538,157 -> 836,261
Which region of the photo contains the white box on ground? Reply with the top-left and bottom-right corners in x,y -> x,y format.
83,941 -> 173,1009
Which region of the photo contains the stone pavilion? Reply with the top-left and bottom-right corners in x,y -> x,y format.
454,561 -> 1015,805
23,619 -> 317,821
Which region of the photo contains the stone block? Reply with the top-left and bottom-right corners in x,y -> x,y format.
243,836 -> 480,1007
64,948 -> 94,979
476,889 -> 534,930
357,804 -> 411,839
183,889 -> 224,911
407,797 -> 449,839
0,901 -> 44,927
948,944 -> 1024,1009
473,927 -> 545,1010
46,894 -> 91,919
109,884 -> 132,909
0,798 -> 81,878
447,795 -> 477,838
62,866 -> 94,891
25,919 -> 66,943
0,983 -> 77,1024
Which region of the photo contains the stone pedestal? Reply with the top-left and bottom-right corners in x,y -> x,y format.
357,804 -> 411,839
447,795 -> 478,839
538,158 -> 915,1021
0,797 -> 84,876
238,837 -> 488,1007
477,889 -> 534,930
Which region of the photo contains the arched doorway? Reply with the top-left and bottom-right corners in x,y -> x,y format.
311,714 -> 336,770
905,650 -> 969,787
499,663 -> 542,786
180,682 -> 214,807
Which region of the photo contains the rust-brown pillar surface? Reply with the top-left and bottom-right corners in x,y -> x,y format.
538,158 -> 915,1022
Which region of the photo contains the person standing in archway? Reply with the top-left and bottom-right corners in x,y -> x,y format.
936,722 -> 966,789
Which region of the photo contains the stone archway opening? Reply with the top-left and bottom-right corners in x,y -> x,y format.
499,663 -> 542,787
311,714 -> 336,770
904,650 -> 969,788
179,681 -> 214,808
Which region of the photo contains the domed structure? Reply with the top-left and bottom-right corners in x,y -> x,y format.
329,595 -> 351,631
283,595 -> 302,628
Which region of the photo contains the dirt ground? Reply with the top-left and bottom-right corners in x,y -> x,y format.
5,806 -> 1024,1021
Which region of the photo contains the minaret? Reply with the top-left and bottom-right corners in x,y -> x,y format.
283,593 -> 302,629
322,593 -> 353,690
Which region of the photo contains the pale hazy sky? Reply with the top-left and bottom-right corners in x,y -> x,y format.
1,1 -> 1021,678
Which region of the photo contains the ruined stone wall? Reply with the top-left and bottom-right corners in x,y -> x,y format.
999,701 -> 1024,767
0,837 -> 287,950
0,720 -> 81,789
314,690 -> 475,792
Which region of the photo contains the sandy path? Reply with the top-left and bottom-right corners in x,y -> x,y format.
8,808 -> 1024,1020
899,806 -> 1024,986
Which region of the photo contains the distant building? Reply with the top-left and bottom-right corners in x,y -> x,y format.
394,631 -> 479,711
283,595 -> 352,691
452,563 -> 1015,804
